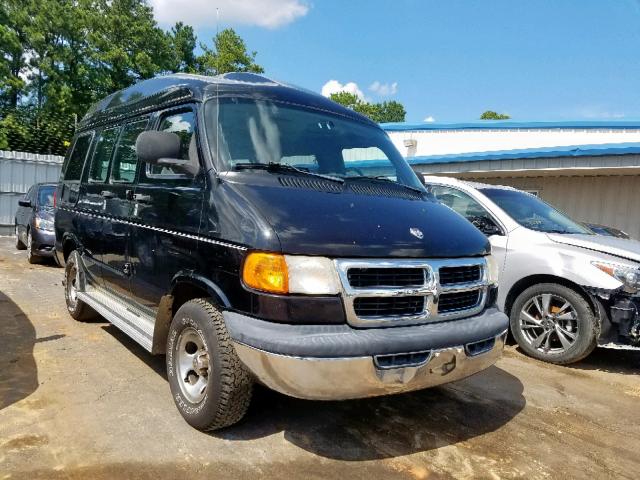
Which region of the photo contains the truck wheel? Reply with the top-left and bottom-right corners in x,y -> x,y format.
26,229 -> 40,264
64,250 -> 97,321
166,298 -> 253,431
510,283 -> 597,365
15,226 -> 26,250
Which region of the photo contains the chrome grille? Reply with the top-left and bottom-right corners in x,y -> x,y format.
335,258 -> 488,327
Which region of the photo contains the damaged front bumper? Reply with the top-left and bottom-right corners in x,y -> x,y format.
584,287 -> 640,347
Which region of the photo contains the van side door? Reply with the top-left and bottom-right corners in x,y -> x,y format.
101,117 -> 149,299
75,126 -> 120,286
128,106 -> 204,311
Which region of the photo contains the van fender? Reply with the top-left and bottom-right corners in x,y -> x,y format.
151,273 -> 232,354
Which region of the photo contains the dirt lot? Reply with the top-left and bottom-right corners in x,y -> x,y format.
0,236 -> 638,480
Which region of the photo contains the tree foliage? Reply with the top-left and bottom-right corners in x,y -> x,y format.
0,1 -> 264,154
480,110 -> 511,120
328,92 -> 406,123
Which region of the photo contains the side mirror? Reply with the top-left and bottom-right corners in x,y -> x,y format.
135,131 -> 199,176
18,199 -> 32,208
411,167 -> 426,186
470,216 -> 502,236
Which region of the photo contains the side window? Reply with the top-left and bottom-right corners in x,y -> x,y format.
89,127 -> 120,182
429,185 -> 490,220
111,118 -> 148,183
148,109 -> 197,176
63,133 -> 93,181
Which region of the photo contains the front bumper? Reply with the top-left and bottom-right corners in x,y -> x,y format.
224,308 -> 508,400
31,228 -> 55,257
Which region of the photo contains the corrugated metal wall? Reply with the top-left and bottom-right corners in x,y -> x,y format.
0,150 -> 64,234
469,175 -> 640,240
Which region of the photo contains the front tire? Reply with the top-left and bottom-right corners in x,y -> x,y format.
26,229 -> 39,264
166,298 -> 253,431
510,283 -> 598,364
15,226 -> 26,250
64,250 -> 97,321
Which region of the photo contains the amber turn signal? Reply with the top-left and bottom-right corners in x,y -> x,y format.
242,252 -> 289,294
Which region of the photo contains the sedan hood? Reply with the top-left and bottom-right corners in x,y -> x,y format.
224,173 -> 490,258
548,233 -> 640,263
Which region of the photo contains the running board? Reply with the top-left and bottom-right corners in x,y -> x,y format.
77,287 -> 155,352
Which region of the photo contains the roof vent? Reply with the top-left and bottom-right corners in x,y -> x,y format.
219,72 -> 277,84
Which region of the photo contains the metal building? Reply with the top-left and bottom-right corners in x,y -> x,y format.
0,150 -> 63,235
382,121 -> 640,240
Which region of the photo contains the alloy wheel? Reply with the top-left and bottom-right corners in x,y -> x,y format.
519,293 -> 579,354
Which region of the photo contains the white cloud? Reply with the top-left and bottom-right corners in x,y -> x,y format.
149,0 -> 309,29
369,81 -> 398,96
423,115 -> 436,122
321,80 -> 365,100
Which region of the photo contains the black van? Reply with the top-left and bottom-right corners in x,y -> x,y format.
55,73 -> 508,431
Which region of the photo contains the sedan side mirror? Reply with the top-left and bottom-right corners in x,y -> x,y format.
18,199 -> 32,208
136,131 -> 199,176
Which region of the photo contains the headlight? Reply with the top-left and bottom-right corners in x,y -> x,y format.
485,254 -> 499,285
592,261 -> 640,293
242,252 -> 340,295
35,216 -> 54,231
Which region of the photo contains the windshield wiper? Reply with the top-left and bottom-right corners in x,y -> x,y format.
233,162 -> 344,183
346,175 -> 425,195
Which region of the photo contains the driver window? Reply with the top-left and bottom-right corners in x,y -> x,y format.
147,109 -> 197,177
429,185 -> 489,219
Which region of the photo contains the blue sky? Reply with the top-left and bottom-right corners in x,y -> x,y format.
152,0 -> 640,123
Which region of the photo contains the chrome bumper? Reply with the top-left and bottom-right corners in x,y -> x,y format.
233,330 -> 506,400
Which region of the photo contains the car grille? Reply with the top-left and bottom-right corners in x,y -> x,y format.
354,296 -> 425,317
438,290 -> 481,313
347,268 -> 425,288
335,258 -> 488,327
439,265 -> 482,285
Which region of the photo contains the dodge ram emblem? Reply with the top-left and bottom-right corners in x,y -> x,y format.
409,227 -> 424,239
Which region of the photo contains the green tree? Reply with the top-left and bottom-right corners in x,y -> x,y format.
0,0 -> 30,108
197,28 -> 264,75
329,92 -> 406,123
169,22 -> 198,73
480,110 -> 510,120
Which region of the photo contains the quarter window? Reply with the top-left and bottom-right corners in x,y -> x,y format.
429,185 -> 490,220
64,133 -> 93,181
148,110 -> 197,176
111,119 -> 148,183
89,127 -> 119,182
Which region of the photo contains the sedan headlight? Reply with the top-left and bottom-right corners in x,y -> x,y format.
35,216 -> 54,231
592,261 -> 640,293
486,254 -> 500,285
242,252 -> 340,295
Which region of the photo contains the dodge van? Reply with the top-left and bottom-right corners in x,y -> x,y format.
55,73 -> 508,431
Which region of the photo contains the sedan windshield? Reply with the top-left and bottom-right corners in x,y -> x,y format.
205,97 -> 424,190
38,185 -> 55,207
480,188 -> 591,234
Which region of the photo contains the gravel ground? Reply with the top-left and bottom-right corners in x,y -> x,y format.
0,236 -> 639,479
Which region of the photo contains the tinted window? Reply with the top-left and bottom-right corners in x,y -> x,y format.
148,110 -> 196,176
37,186 -> 55,207
90,127 -> 119,182
111,119 -> 148,183
430,185 -> 490,219
64,133 -> 92,180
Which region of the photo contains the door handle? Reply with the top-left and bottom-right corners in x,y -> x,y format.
101,190 -> 115,199
133,193 -> 152,204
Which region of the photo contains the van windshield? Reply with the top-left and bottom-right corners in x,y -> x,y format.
205,97 -> 424,190
480,188 -> 591,234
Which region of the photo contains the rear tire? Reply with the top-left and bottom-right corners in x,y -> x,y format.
15,226 -> 26,250
64,250 -> 97,321
510,283 -> 598,365
166,298 -> 253,431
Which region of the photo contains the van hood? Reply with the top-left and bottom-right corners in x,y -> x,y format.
224,173 -> 490,258
547,233 -> 640,263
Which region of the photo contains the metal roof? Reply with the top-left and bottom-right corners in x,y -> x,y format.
403,142 -> 640,166
381,120 -> 640,131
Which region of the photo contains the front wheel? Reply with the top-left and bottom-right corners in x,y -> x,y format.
167,298 -> 253,431
15,226 -> 26,250
64,250 -> 97,321
510,283 -> 598,364
26,229 -> 39,264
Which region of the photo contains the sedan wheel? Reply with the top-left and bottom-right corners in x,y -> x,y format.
26,230 -> 39,264
519,293 -> 578,353
15,226 -> 26,250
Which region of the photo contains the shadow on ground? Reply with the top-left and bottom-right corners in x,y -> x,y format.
0,291 -> 38,410
570,346 -> 640,374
